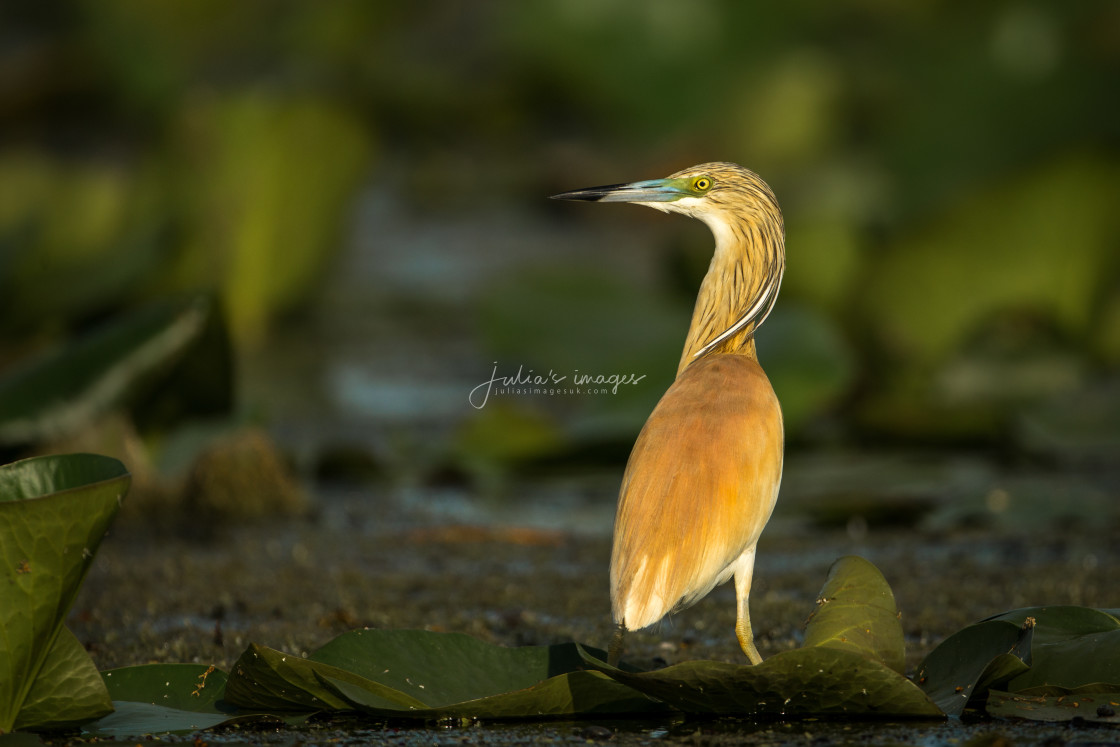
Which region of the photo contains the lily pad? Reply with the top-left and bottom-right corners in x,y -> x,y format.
102,663 -> 230,711
225,630 -> 662,720
320,668 -> 654,720
82,663 -> 291,738
803,554 -> 905,672
225,642 -> 426,712
578,645 -> 940,718
579,556 -> 941,718
917,605 -> 1120,715
915,617 -> 1033,716
986,689 -> 1120,724
993,607 -> 1120,694
12,628 -> 115,732
0,454 -> 130,731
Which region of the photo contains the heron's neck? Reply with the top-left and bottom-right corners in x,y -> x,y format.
676,211 -> 785,376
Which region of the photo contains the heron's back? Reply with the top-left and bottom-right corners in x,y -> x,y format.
610,353 -> 784,631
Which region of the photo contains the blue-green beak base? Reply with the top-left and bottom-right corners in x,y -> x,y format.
550,178 -> 687,204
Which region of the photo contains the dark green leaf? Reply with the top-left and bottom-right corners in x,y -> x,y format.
226,630 -> 662,720
992,608 -> 1120,694
320,669 -> 659,720
986,689 -> 1120,724
0,296 -> 223,446
83,663 -> 292,738
102,663 -> 229,712
225,643 -> 425,712
985,605 -> 1120,645
310,629 -> 605,707
578,646 -> 941,718
14,628 -> 113,731
82,701 -> 290,738
1008,628 -> 1120,694
0,731 -> 47,747
132,295 -> 233,431
918,605 -> 1120,714
803,555 -> 905,672
81,663 -> 304,739
83,702 -> 233,738
916,618 -> 1032,716
0,454 -> 129,732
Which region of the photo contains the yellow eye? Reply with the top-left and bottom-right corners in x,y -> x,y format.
693,177 -> 712,192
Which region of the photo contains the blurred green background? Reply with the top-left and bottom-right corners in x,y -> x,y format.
1,1 -> 1118,513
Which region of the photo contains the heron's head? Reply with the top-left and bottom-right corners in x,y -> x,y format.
551,162 -> 781,240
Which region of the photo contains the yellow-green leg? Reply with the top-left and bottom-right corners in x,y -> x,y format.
734,548 -> 763,665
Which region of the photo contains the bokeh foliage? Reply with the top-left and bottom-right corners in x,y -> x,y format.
0,1 -> 1117,469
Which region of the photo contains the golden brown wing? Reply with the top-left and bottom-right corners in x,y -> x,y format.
610,353 -> 783,630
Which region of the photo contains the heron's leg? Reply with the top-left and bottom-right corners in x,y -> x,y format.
733,547 -> 763,665
607,625 -> 626,666
604,627 -> 631,667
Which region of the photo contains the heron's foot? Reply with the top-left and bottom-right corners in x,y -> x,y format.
607,626 -> 626,667
736,620 -> 764,665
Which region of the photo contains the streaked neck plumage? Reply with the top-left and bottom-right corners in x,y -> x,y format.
676,187 -> 786,376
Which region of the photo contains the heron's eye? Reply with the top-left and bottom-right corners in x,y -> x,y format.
693,177 -> 712,192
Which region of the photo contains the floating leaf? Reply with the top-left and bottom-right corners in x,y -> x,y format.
915,618 -> 1033,716
225,642 -> 427,712
803,555 -> 905,672
986,689 -> 1120,724
986,606 -> 1120,646
102,663 -> 229,712
579,645 -> 940,718
320,668 -> 654,720
579,556 -> 941,718
81,702 -> 284,739
0,454 -> 130,732
918,605 -> 1120,715
225,630 -> 662,720
13,628 -> 113,732
991,607 -> 1120,694
82,663 -> 291,737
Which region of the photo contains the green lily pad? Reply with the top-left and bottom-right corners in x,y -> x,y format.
578,645 -> 940,718
917,605 -> 1120,715
0,454 -> 130,731
992,607 -> 1120,694
225,642 -> 427,712
102,663 -> 230,712
320,668 -> 655,720
803,555 -> 905,672
915,618 -> 1033,716
82,663 -> 291,737
13,628 -> 115,732
986,689 -> 1120,724
225,630 -> 662,720
986,605 -> 1119,645
578,556 -> 941,718
81,702 -> 282,739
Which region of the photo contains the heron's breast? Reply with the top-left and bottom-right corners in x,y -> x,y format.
614,354 -> 784,572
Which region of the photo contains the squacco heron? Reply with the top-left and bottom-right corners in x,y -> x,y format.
552,162 -> 785,665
